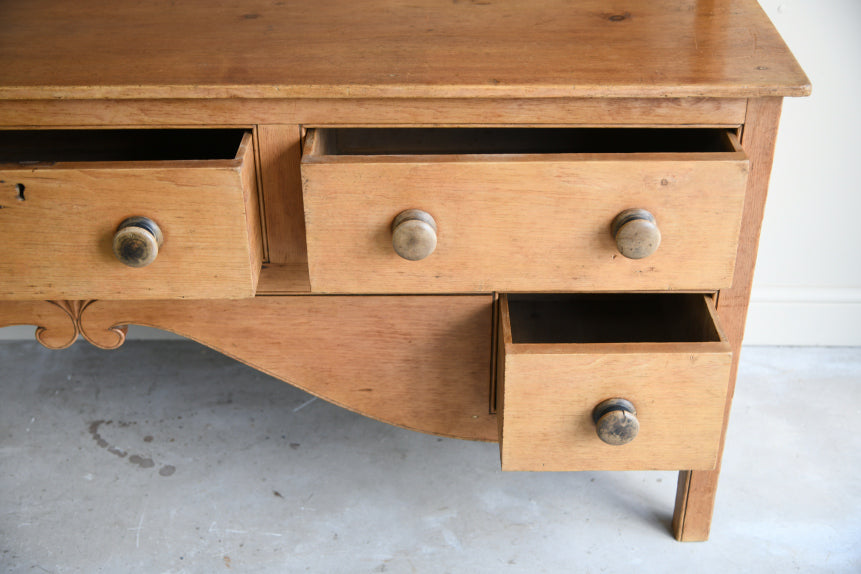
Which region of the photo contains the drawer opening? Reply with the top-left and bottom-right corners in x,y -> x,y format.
506,293 -> 721,344
308,127 -> 738,156
0,129 -> 248,163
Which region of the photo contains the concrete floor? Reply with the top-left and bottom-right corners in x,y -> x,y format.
0,342 -> 858,573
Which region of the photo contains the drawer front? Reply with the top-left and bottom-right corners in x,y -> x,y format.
497,294 -> 732,472
0,130 -> 262,299
302,128 -> 749,293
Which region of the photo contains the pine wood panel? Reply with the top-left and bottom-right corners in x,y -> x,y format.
0,0 -> 810,544
0,133 -> 262,299
0,300 -> 82,349
241,133 -> 265,286
61,295 -> 495,441
498,295 -> 732,471
0,98 -> 749,129
0,1 -> 809,100
673,98 -> 785,541
257,125 -> 308,267
256,263 -> 312,294
303,133 -> 749,293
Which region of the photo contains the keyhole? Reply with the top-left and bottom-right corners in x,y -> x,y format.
15,183 -> 25,201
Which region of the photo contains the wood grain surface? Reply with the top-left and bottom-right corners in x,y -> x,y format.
257,125 -> 308,267
0,98 -> 749,130
0,0 -> 809,100
0,295 -> 496,439
303,132 -> 749,293
672,97 -> 786,541
0,133 -> 262,299
0,300 -> 84,349
497,295 -> 732,471
0,0 -> 810,544
75,296 -> 495,440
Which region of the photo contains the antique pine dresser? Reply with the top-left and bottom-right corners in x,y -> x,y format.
0,0 -> 809,540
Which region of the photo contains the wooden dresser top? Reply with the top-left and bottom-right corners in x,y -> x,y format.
0,0 -> 809,100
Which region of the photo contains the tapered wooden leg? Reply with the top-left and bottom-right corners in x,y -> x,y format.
673,98 -> 784,541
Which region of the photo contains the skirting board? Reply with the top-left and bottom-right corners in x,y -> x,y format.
0,288 -> 858,346
743,287 -> 861,346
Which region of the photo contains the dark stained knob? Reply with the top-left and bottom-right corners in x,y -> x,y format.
592,398 -> 639,445
611,209 -> 661,259
112,216 -> 163,268
391,209 -> 437,261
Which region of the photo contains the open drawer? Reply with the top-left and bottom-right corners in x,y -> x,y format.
301,127 -> 749,293
0,129 -> 262,299
497,293 -> 731,471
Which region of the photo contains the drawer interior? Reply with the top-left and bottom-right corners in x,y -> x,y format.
0,129 -> 247,163
308,127 -> 738,156
506,293 -> 722,344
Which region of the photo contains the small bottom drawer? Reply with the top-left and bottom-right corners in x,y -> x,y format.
497,293 -> 731,471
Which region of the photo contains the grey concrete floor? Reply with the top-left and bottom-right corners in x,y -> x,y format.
0,342 -> 859,573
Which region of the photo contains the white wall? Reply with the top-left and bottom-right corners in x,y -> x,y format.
1,2 -> 856,346
745,0 -> 861,345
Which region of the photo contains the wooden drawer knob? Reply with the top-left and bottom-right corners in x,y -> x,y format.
592,398 -> 639,445
112,216 -> 164,268
391,209 -> 437,261
611,209 -> 661,259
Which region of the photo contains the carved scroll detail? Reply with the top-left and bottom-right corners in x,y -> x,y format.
0,299 -> 129,350
37,300 -> 85,349
0,300 -> 82,349
77,300 -> 128,350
